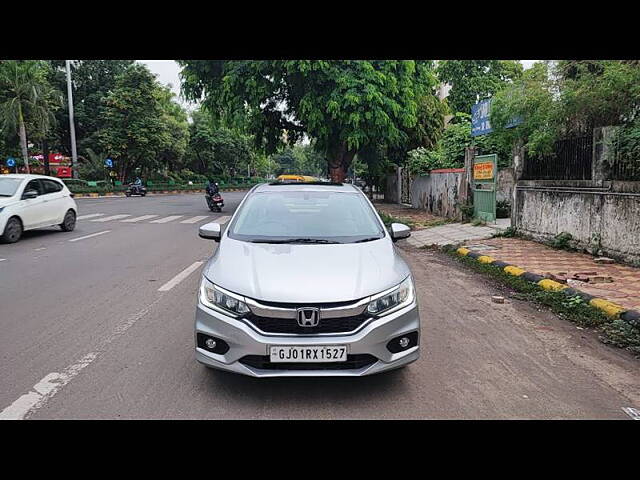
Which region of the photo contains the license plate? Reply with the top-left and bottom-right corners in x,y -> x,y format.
269,345 -> 348,363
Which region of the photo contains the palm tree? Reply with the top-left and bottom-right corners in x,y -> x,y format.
0,60 -> 60,174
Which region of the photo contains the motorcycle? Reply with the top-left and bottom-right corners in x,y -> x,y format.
205,192 -> 224,212
125,183 -> 147,197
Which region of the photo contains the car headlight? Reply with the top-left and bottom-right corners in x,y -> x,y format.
367,276 -> 415,317
200,278 -> 250,317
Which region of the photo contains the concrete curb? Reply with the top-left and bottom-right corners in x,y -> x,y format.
73,188 -> 248,198
455,246 -> 640,328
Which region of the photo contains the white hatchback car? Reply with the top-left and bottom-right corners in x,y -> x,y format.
0,174 -> 78,244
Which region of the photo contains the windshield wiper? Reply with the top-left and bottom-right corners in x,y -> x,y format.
352,237 -> 382,243
250,238 -> 341,244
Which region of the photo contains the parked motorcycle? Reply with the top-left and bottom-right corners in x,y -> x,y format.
125,183 -> 147,197
205,192 -> 224,212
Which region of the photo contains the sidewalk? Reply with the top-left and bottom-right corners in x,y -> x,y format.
465,237 -> 640,313
406,219 -> 510,247
374,202 -> 510,246
375,202 -> 640,316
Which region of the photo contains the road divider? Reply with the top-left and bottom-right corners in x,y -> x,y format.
68,230 -> 111,242
158,261 -> 204,292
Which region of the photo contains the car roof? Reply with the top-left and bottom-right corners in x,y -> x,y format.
0,174 -> 64,182
252,182 -> 360,194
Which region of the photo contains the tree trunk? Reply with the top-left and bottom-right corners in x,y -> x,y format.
18,106 -> 29,174
327,141 -> 357,183
43,140 -> 50,176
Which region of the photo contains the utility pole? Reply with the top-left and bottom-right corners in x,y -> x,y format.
65,60 -> 79,179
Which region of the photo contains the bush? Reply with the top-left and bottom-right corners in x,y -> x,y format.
496,200 -> 511,218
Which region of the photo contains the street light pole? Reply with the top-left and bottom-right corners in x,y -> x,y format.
65,60 -> 79,179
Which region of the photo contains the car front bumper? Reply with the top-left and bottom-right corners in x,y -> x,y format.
194,299 -> 420,377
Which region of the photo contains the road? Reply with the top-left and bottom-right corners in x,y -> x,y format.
0,192 -> 638,419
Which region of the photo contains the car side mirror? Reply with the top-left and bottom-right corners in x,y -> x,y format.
199,222 -> 222,242
22,189 -> 38,200
390,223 -> 411,242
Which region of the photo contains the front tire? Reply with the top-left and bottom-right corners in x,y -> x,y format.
60,210 -> 76,232
1,217 -> 23,244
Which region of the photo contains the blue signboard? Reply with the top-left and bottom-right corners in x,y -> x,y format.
6,157 -> 16,167
472,99 -> 523,136
104,158 -> 113,168
471,99 -> 493,137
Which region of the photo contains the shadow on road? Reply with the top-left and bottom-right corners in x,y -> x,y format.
201,365 -> 410,410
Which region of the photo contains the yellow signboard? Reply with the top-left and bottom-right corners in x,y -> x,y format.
473,161 -> 494,180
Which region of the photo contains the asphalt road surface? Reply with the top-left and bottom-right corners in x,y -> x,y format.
0,192 -> 638,419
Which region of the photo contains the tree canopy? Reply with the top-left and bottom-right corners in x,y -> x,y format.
436,60 -> 523,116
490,60 -> 640,156
178,60 -> 443,181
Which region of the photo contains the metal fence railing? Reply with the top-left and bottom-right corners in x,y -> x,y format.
610,150 -> 640,181
522,136 -> 593,181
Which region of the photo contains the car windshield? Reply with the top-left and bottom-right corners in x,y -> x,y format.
0,178 -> 22,197
228,190 -> 385,244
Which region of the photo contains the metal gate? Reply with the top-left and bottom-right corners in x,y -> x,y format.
472,154 -> 497,222
400,167 -> 412,205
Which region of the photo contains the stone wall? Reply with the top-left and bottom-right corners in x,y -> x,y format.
515,184 -> 640,264
497,167 -> 515,203
410,169 -> 465,220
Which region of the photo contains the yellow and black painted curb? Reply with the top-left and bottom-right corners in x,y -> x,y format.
455,247 -> 640,328
73,188 -> 248,198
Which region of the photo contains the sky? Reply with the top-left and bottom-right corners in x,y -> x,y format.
140,59 -> 541,111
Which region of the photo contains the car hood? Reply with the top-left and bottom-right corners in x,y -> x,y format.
0,197 -> 18,208
204,237 -> 411,303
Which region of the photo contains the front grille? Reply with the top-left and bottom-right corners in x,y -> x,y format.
239,354 -> 378,371
243,312 -> 370,334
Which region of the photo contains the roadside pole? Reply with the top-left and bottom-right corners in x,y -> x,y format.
65,60 -> 79,179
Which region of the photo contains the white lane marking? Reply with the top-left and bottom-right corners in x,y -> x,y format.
216,216 -> 231,224
180,215 -> 209,224
150,215 -> 183,224
0,353 -> 97,420
68,230 -> 111,242
0,290 -> 169,420
0,259 -> 6,262
158,261 -> 204,292
91,214 -> 131,222
76,213 -> 105,220
34,247 -> 46,251
623,407 -> 640,420
122,214 -> 159,223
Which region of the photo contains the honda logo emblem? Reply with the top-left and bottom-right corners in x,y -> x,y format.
296,307 -> 320,327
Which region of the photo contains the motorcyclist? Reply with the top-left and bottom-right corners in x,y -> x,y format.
132,176 -> 143,194
206,179 -> 219,196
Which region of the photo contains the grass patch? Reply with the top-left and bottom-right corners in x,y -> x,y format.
442,246 -> 640,356
378,211 -> 415,229
492,226 -> 519,238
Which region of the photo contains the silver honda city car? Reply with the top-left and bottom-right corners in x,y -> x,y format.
195,182 -> 420,377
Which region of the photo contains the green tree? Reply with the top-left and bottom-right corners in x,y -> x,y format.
46,60 -> 135,156
489,60 -> 640,156
178,60 -> 441,182
155,84 -> 189,173
184,107 -> 255,178
0,60 -> 61,173
97,64 -> 167,181
437,60 -> 523,115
